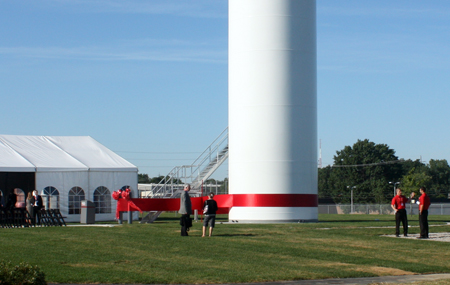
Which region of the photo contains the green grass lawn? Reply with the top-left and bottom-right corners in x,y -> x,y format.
1,213 -> 450,284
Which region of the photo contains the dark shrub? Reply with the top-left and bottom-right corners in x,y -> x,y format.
0,261 -> 46,285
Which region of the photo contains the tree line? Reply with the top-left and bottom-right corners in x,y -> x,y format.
319,139 -> 450,204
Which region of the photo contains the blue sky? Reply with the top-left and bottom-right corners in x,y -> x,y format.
1,0 -> 450,180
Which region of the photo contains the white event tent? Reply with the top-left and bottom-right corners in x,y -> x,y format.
0,135 -> 138,222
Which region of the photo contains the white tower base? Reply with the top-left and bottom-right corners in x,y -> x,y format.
229,207 -> 318,223
228,0 -> 318,223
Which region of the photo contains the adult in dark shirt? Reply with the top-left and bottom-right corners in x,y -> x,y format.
0,192 -> 4,209
418,187 -> 431,239
6,192 -> 17,210
31,190 -> 44,225
202,192 -> 218,237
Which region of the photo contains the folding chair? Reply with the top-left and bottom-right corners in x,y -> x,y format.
51,209 -> 67,226
15,208 -> 28,227
13,209 -> 22,228
36,209 -> 51,226
0,209 -> 6,228
45,209 -> 58,226
1,209 -> 14,228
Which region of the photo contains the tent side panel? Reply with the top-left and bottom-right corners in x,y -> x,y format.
36,171 -> 89,222
89,171 -> 138,221
36,170 -> 137,222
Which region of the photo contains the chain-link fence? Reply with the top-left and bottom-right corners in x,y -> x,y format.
319,203 -> 450,215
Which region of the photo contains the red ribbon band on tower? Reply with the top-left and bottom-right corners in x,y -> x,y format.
113,193 -> 318,220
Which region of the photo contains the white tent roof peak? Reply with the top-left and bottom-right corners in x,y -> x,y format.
0,138 -> 36,172
0,135 -> 137,172
47,136 -> 137,172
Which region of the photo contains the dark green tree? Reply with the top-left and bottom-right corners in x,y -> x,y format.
205,179 -> 217,184
138,173 -> 151,183
427,159 -> 450,198
138,174 -> 184,184
327,139 -> 402,204
401,159 -> 427,176
154,175 -> 183,184
318,166 -> 334,199
150,175 -> 166,183
219,177 -> 229,194
401,167 -> 432,196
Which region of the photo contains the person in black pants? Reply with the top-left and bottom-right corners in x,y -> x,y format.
0,192 -> 4,209
5,192 -> 17,210
418,187 -> 431,239
202,192 -> 218,237
391,188 -> 414,237
178,184 -> 192,236
31,190 -> 44,225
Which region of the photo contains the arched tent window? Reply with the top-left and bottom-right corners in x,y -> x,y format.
14,188 -> 25,208
94,186 -> 111,214
68,187 -> 85,215
42,186 -> 60,210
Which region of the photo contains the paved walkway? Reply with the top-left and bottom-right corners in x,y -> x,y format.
382,232 -> 450,242
265,273 -> 450,284
48,273 -> 450,285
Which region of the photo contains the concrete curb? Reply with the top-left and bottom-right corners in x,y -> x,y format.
48,273 -> 450,285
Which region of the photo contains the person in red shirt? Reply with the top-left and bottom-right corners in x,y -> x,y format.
418,187 -> 431,239
391,188 -> 414,237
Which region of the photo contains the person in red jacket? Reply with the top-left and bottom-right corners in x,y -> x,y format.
418,187 -> 431,239
391,188 -> 414,237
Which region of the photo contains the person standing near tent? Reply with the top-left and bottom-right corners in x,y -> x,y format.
31,190 -> 43,225
391,188 -> 414,237
202,192 -> 218,237
418,187 -> 431,239
26,192 -> 34,225
0,192 -> 4,208
6,192 -> 17,210
178,184 -> 192,236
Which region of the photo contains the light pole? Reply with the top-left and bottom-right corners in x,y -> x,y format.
389,181 -> 400,197
347,186 -> 356,214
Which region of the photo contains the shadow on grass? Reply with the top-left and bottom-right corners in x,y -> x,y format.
320,220 -> 388,223
214,234 -> 257,237
153,217 -> 180,221
153,217 -> 229,222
